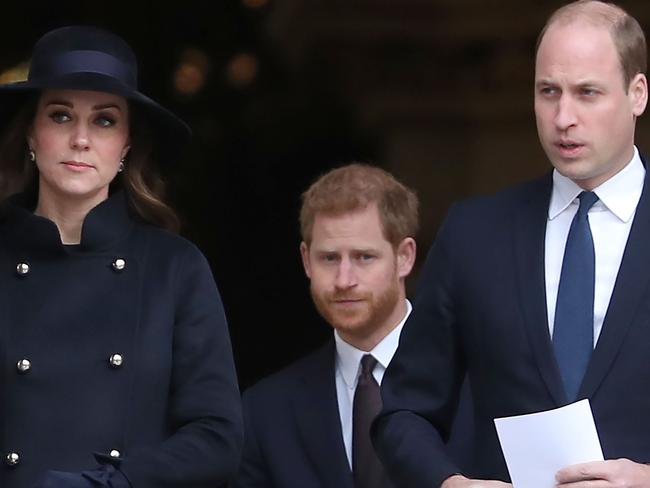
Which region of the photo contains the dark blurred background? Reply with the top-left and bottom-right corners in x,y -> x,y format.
2,0 -> 650,390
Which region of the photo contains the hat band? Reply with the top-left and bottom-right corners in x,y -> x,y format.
29,50 -> 137,88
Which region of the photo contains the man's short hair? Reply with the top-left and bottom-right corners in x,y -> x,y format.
536,0 -> 646,89
300,162 -> 419,247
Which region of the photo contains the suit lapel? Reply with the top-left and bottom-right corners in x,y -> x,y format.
579,170 -> 650,398
514,174 -> 568,405
293,341 -> 354,488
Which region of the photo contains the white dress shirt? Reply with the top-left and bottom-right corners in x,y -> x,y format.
545,147 -> 645,345
334,299 -> 412,468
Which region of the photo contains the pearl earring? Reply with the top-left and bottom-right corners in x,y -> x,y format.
28,150 -> 35,162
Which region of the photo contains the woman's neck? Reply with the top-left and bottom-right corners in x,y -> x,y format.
34,188 -> 108,245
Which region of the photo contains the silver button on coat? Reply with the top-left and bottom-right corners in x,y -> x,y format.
5,452 -> 20,466
111,258 -> 126,272
16,359 -> 31,373
109,354 -> 124,368
15,263 -> 29,276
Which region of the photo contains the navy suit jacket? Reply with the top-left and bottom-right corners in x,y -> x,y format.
374,171 -> 650,487
233,341 -> 354,488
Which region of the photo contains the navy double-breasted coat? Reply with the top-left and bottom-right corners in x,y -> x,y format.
0,192 -> 243,487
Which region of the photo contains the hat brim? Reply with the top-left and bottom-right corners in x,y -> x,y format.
0,72 -> 191,164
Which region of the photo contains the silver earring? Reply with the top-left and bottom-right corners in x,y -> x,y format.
118,158 -> 125,173
28,150 -> 35,162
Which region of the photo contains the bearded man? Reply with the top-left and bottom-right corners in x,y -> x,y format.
233,163 -> 418,488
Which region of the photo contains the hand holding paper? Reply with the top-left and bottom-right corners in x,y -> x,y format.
555,458 -> 650,487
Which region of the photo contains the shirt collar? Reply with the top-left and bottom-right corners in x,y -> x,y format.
335,299 -> 412,389
548,146 -> 645,222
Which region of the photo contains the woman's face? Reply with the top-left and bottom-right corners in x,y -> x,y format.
28,89 -> 130,206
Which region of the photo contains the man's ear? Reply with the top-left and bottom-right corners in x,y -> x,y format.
300,241 -> 312,278
630,72 -> 648,117
396,237 -> 416,279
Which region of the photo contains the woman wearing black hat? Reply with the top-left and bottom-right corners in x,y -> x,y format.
0,26 -> 243,488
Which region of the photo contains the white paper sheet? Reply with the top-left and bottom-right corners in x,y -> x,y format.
494,399 -> 604,488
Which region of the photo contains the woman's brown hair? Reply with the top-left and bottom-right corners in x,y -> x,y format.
0,95 -> 180,232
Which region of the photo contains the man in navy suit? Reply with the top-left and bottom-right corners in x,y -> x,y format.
232,163 -> 418,487
373,1 -> 650,487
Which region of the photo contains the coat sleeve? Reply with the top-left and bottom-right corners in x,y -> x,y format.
230,389 -> 274,488
372,203 -> 467,488
118,245 -> 244,487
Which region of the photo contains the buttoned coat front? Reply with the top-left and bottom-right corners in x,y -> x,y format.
0,192 -> 243,488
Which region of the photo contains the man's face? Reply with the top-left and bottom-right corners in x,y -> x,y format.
300,204 -> 414,347
534,20 -> 647,190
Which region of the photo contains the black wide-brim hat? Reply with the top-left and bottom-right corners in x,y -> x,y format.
0,25 -> 191,161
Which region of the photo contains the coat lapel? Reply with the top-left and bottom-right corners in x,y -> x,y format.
514,174 -> 568,405
293,341 -> 354,488
579,170 -> 650,398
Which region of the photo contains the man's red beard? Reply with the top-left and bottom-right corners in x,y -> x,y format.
310,278 -> 401,340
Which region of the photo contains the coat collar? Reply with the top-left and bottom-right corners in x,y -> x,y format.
514,172 -> 568,405
1,191 -> 134,256
579,160 -> 650,398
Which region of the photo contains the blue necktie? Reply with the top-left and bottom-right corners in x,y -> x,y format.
553,191 -> 599,401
